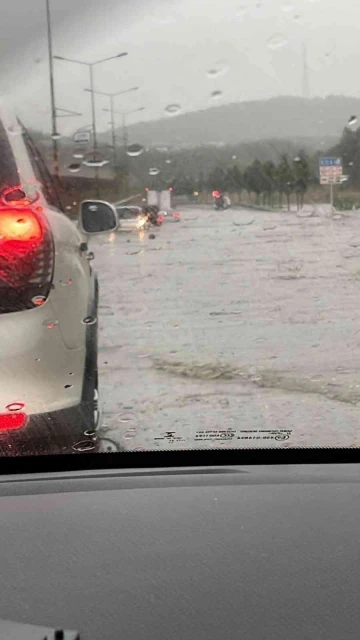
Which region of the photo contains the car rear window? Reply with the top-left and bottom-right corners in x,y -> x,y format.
0,119 -> 21,195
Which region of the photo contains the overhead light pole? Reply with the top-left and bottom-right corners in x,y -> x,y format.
103,106 -> 145,197
56,107 -> 82,118
54,52 -> 128,196
45,0 -> 60,179
85,86 -> 138,171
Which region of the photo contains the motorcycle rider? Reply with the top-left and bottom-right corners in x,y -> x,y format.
143,205 -> 160,226
213,190 -> 225,209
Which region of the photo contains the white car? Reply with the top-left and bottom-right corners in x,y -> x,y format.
0,105 -> 118,455
115,206 -> 147,231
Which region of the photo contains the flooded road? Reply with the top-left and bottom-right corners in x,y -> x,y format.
93,205 -> 360,451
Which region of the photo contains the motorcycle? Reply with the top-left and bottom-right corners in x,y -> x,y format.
142,206 -> 163,227
213,191 -> 230,210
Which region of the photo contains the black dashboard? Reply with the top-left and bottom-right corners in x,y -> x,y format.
0,462 -> 359,640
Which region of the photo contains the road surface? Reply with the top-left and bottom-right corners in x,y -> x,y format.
93,204 -> 360,451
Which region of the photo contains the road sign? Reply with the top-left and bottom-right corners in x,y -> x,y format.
319,157 -> 343,185
320,175 -> 343,185
319,157 -> 342,167
319,157 -> 343,212
73,131 -> 90,145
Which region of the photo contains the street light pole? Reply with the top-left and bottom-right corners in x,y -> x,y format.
122,113 -> 128,149
45,0 -> 59,179
110,96 -> 116,170
87,86 -> 138,173
89,65 -> 98,158
54,52 -> 128,197
102,106 -> 145,197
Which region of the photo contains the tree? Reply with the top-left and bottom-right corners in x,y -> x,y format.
225,165 -> 243,202
277,155 -> 294,210
262,160 -> 277,207
207,166 -> 227,192
293,151 -> 310,210
243,160 -> 264,204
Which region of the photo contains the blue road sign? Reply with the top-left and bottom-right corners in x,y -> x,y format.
319,157 -> 342,166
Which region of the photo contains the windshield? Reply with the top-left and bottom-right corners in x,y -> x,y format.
0,0 -> 359,458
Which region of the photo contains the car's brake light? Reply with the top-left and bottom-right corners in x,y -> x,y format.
158,215 -> 164,223
0,413 -> 27,431
0,209 -> 43,243
173,212 -> 180,218
0,205 -> 54,313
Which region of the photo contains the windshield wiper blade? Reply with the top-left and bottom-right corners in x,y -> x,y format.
0,619 -> 79,639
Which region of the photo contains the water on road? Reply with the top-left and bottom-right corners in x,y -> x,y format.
93,205 -> 360,451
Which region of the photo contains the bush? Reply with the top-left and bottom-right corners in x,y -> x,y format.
334,196 -> 360,211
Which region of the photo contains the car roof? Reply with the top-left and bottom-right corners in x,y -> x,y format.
0,101 -> 52,208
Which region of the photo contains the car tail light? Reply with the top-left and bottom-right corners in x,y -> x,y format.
0,206 -> 54,314
173,212 -> 180,218
0,413 -> 27,431
158,215 -> 164,223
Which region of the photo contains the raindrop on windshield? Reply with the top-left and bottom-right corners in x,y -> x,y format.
51,132 -> 61,141
268,34 -> 287,50
68,163 -> 82,174
165,159 -> 172,164
165,104 -> 181,116
43,320 -> 58,329
83,159 -> 110,168
348,115 -> 358,126
207,61 -> 228,78
73,152 -> 84,159
149,167 -> 160,176
211,90 -> 223,99
126,143 -> 144,157
32,296 -> 46,307
82,316 -> 97,326
8,125 -> 23,136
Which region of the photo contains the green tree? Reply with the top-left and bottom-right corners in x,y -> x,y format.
225,165 -> 243,202
207,166 -> 227,192
293,151 -> 310,210
243,160 -> 264,204
261,160 -> 277,207
277,155 -> 294,210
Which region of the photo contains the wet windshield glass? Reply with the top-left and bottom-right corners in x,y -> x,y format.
0,0 -> 359,456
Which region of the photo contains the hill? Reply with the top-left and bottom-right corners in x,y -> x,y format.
118,95 -> 359,148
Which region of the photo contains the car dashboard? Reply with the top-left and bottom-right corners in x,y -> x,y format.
0,462 -> 359,640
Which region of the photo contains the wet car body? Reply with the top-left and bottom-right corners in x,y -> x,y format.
116,206 -> 145,231
0,104 -> 100,455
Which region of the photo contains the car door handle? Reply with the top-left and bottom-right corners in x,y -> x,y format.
79,242 -> 88,252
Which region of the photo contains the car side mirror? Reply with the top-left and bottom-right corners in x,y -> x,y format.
79,200 -> 119,235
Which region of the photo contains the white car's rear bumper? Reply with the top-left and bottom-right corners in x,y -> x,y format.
0,298 -> 86,417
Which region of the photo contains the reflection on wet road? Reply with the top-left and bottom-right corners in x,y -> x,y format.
93,205 -> 360,450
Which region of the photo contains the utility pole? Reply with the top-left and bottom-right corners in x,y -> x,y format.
302,42 -> 310,100
54,52 -> 128,197
45,0 -> 60,179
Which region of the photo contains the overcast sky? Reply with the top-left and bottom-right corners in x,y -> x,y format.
1,0 -> 360,135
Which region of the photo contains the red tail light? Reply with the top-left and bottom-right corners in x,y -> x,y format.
0,206 -> 54,313
173,212 -> 180,218
158,215 -> 164,223
0,413 -> 27,431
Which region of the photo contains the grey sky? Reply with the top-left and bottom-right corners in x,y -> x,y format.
2,0 -> 360,134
